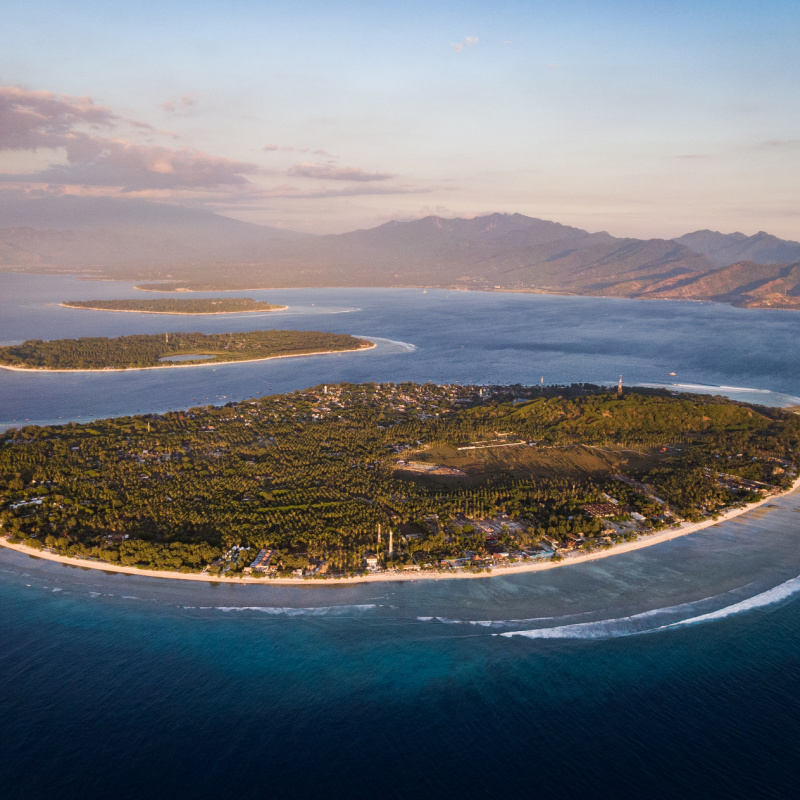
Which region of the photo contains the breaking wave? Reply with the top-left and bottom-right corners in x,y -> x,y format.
213,604 -> 377,617
497,576 -> 800,640
417,614 -> 581,629
663,575 -> 800,629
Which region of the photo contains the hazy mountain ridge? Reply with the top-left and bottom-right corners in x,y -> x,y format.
675,229 -> 800,268
1,199 -> 799,309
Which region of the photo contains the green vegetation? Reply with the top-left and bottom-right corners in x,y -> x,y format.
1,383 -> 797,576
0,330 -> 372,370
135,282 -> 259,293
63,298 -> 287,314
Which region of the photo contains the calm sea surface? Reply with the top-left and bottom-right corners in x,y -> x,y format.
0,273 -> 799,799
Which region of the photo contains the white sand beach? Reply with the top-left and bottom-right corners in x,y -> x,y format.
2,475 -> 797,586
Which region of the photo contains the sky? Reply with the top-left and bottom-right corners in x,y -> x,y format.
1,0 -> 799,238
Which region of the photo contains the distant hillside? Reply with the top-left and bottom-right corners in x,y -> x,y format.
674,229 -> 800,268
2,201 -> 800,310
0,196 -> 307,275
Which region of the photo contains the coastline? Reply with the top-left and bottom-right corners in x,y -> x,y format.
59,303 -> 288,315
3,475 -> 797,586
0,341 -> 376,373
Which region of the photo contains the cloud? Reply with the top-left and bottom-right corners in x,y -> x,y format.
761,139 -> 800,149
254,184 -> 428,200
3,138 -> 263,191
676,154 -> 711,160
451,36 -> 478,53
158,94 -> 198,113
0,85 -> 262,192
287,162 -> 393,181
264,145 -> 335,157
0,86 -> 117,151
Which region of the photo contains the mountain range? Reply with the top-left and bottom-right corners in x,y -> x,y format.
1,196 -> 799,310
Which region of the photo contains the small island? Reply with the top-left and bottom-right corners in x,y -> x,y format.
135,282 -> 266,293
61,298 -> 287,314
1,383 -> 797,582
0,330 -> 373,371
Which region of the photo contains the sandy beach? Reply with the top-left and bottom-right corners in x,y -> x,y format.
59,303 -> 288,315
3,475 -> 797,586
0,341 -> 376,373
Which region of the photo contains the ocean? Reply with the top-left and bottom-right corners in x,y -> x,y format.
0,273 -> 798,798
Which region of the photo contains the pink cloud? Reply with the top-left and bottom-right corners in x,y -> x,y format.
157,94 -> 199,113
451,36 -> 479,53
0,85 -> 262,191
257,184 -> 428,199
5,137 -> 263,190
287,162 -> 393,182
0,86 -> 117,151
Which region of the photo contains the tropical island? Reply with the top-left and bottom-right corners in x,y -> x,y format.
0,330 -> 373,371
1,383 -> 797,582
61,298 -> 288,314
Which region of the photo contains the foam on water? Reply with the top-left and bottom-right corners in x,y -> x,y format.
638,382 -> 800,407
213,603 -> 378,617
363,336 -> 417,351
663,575 -> 800,629
497,576 -> 800,640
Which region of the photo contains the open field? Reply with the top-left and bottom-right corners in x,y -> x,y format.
397,442 -> 673,486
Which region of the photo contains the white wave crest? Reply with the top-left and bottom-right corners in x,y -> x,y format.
417,614 -> 568,628
365,336 -> 417,352
498,577 -> 800,640
214,603 -> 377,616
663,575 -> 800,629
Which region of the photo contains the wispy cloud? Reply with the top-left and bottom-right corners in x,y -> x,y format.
264,145 -> 335,157
451,36 -> 478,53
760,139 -> 800,149
157,94 -> 199,113
287,162 -> 393,182
257,184 -> 428,200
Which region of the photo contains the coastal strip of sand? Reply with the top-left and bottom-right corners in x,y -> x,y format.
0,341 -> 376,373
2,475 -> 797,586
59,303 -> 288,315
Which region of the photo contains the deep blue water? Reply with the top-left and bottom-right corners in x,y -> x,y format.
1,274 -> 799,798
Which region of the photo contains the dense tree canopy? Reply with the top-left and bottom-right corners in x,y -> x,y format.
1,383 -> 797,575
0,330 -> 371,370
63,298 -> 286,314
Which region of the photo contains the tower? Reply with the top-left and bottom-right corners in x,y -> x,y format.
388,528 -> 394,557
377,523 -> 381,547
618,375 -> 623,396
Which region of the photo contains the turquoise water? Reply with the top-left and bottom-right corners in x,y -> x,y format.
1,273 -> 799,798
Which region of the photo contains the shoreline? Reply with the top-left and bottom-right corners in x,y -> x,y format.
3,476 -> 797,586
59,303 -> 288,315
0,341 -> 376,373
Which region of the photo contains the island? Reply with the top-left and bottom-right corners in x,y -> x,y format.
135,282 -> 266,293
61,298 -> 288,314
0,330 -> 373,371
1,383 -> 798,582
